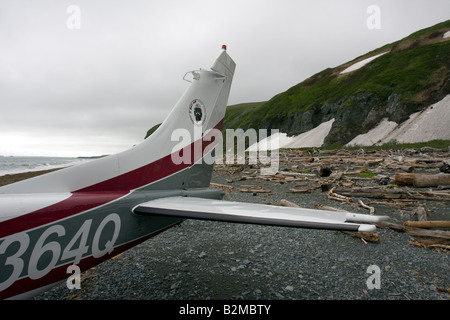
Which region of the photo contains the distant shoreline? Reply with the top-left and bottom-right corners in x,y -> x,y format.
0,168 -> 63,187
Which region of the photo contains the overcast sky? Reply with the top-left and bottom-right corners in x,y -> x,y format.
1,0 -> 449,157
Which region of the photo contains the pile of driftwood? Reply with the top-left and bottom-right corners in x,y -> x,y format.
213,146 -> 450,250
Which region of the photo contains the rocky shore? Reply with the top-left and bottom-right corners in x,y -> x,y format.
1,147 -> 448,300
0,168 -> 61,187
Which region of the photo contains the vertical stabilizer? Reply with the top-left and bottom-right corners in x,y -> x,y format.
0,47 -> 236,194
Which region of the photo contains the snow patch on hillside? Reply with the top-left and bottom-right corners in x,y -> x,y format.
346,118 -> 397,146
248,94 -> 449,151
340,52 -> 389,74
284,119 -> 335,148
248,119 -> 334,151
347,94 -> 450,146
379,94 -> 450,144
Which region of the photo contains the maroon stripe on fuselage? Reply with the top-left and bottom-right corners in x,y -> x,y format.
0,121 -> 222,239
0,192 -> 128,239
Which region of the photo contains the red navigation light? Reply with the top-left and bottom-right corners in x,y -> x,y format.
222,45 -> 227,50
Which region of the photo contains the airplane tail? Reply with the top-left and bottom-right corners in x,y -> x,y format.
0,46 -> 236,194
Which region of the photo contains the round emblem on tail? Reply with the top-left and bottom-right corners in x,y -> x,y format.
189,99 -> 206,126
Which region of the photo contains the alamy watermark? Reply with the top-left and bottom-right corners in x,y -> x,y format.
66,5 -> 81,30
366,5 -> 381,30
66,265 -> 81,290
366,264 -> 381,290
170,126 -> 280,175
66,262 -> 384,291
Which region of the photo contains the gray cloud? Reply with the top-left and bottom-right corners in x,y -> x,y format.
0,0 -> 449,156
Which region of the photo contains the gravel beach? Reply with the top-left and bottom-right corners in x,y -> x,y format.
27,148 -> 449,301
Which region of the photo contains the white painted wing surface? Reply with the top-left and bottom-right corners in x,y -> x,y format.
133,197 -> 389,232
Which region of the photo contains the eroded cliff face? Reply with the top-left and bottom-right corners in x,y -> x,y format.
255,69 -> 449,147
246,46 -> 449,146
219,21 -> 450,147
322,92 -> 420,146
256,92 -> 423,146
323,72 -> 449,146
150,21 -> 450,148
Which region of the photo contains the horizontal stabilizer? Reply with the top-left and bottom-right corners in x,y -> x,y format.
133,197 -> 389,232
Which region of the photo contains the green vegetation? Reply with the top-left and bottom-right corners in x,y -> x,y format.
223,20 -> 450,138
222,101 -> 266,130
344,172 -> 377,179
144,123 -> 161,139
145,21 -> 450,148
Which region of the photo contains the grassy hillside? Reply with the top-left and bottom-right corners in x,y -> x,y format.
223,20 -> 450,145
222,101 -> 265,130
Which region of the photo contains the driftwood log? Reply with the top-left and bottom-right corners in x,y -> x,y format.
334,187 -> 450,202
394,172 -> 450,187
404,221 -> 450,229
377,221 -> 450,246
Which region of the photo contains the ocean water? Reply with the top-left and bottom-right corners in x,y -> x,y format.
0,156 -> 92,176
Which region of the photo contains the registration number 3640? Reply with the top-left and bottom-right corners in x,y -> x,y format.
0,213 -> 121,291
